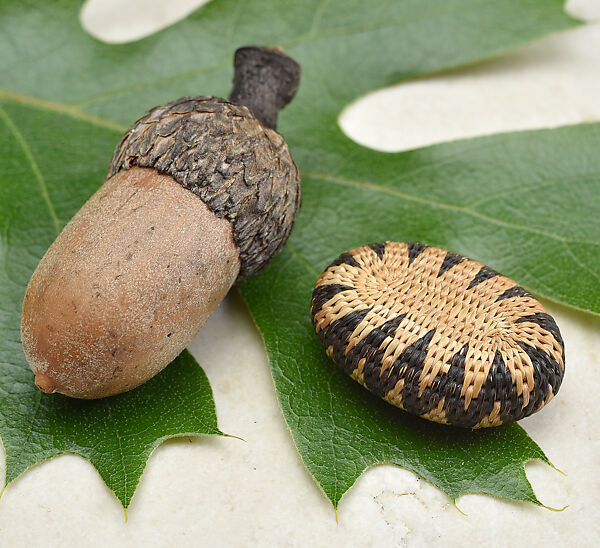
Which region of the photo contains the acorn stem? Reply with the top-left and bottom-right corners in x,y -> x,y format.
229,46 -> 301,130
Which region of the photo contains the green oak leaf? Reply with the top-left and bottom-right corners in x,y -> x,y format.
0,0 -> 586,508
241,121 -> 600,507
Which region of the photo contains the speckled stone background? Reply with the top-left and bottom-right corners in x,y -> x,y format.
0,1 -> 598,546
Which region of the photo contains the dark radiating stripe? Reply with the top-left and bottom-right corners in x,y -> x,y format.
358,314 -> 407,353
368,242 -> 386,260
448,343 -> 469,373
515,312 -> 564,350
496,285 -> 532,302
447,350 -> 518,427
345,314 -> 407,384
318,308 -> 371,376
310,284 -> 354,317
467,265 -> 499,290
486,350 -> 522,425
489,351 -> 513,398
406,242 -> 428,265
329,252 -> 360,269
436,250 -> 465,278
471,350 -> 516,427
517,340 -> 564,416
362,325 -> 433,400
381,329 -> 436,415
419,343 -> 468,423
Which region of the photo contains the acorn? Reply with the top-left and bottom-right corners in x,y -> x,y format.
21,46 -> 301,399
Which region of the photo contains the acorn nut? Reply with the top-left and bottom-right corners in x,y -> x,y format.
21,46 -> 301,399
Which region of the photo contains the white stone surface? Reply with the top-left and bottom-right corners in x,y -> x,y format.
1,1 -> 599,546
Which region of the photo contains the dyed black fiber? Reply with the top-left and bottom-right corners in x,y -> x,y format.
417,343 -> 468,421
398,330 -> 436,415
515,312 -> 564,350
348,314 -> 407,397
368,242 -> 386,260
467,265 -> 499,289
450,351 -> 512,427
329,252 -> 360,269
406,242 -> 428,264
517,341 -> 564,412
434,344 -> 468,397
437,251 -> 465,278
318,308 -> 371,376
496,285 -> 532,302
486,351 -> 520,425
311,284 -> 354,317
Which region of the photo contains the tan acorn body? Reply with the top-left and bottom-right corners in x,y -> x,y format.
20,47 -> 301,399
22,168 -> 240,398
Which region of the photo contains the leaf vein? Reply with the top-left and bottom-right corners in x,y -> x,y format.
563,241 -> 600,284
106,402 -> 128,503
0,104 -> 61,235
306,0 -> 332,38
159,356 -> 217,433
0,90 -> 126,132
464,173 -> 588,208
302,169 -> 600,247
326,371 -> 339,505
22,390 -> 42,454
286,241 -> 320,277
69,59 -> 231,109
284,0 -> 487,50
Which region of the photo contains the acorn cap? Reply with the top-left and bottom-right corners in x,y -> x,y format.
107,47 -> 301,282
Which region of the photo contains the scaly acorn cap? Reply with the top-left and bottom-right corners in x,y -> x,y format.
107,47 -> 301,282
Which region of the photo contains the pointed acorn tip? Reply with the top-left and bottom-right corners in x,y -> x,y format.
35,373 -> 57,394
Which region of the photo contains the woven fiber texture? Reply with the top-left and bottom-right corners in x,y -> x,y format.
310,242 -> 565,428
108,96 -> 301,282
